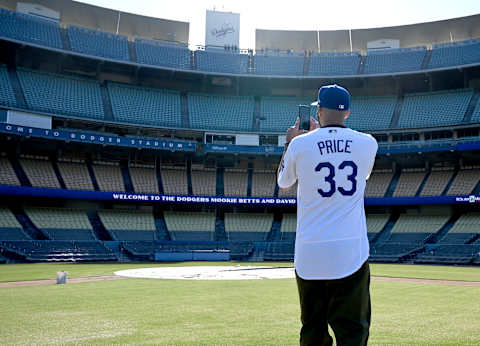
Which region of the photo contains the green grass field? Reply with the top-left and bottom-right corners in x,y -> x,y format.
0,262 -> 479,345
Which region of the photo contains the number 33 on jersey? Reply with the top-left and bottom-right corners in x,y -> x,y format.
277,125 -> 378,280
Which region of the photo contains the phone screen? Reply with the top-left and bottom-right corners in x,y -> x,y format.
298,105 -> 311,131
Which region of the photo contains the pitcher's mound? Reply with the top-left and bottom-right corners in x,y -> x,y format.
114,266 -> 295,280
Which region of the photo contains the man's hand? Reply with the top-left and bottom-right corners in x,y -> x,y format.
286,117 -> 319,143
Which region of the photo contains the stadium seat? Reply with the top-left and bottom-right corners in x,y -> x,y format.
160,166 -> 188,195
129,164 -> 159,194
254,54 -> 304,76
223,169 -> 248,196
0,154 -> 20,186
196,50 -> 249,74
57,156 -> 94,191
438,213 -> 480,244
191,168 -> 216,196
188,93 -> 254,132
17,68 -> 105,120
0,65 -> 17,107
398,89 -> 473,128
164,211 -> 216,241
135,38 -> 191,70
429,40 -> 480,69
108,83 -> 182,127
366,214 -> 390,241
364,47 -> 426,74
225,213 -> 273,241
98,209 -> 156,241
446,167 -> 480,195
67,26 -> 129,61
92,161 -> 125,192
0,207 -> 30,240
419,168 -> 454,196
25,207 -> 96,240
346,95 -> 397,130
308,52 -> 360,76
259,97 -> 315,133
365,170 -> 393,197
19,155 -> 60,189
251,170 -> 276,197
0,8 -> 62,49
393,169 -> 426,197
280,214 -> 296,241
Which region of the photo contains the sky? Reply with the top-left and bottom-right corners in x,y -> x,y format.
76,0 -> 480,49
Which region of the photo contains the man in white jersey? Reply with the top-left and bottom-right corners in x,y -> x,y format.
277,84 -> 378,346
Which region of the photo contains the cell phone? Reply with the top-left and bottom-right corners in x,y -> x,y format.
298,105 -> 311,131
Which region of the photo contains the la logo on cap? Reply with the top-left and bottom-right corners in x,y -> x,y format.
339,104 -> 345,109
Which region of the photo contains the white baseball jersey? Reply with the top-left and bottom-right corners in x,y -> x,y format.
278,125 -> 378,280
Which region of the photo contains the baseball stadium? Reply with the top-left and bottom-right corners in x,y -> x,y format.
0,0 -> 479,344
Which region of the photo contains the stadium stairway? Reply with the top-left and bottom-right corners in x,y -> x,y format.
100,84 -> 114,121
373,213 -> 399,244
442,169 -> 459,195
389,95 -> 404,128
7,67 -> 27,109
12,208 -> 47,240
214,210 -> 228,241
9,156 -> 31,187
247,167 -> 253,196
120,161 -> 134,193
87,212 -> 113,240
86,159 -> 100,191
128,41 -> 137,63
303,54 -> 310,75
252,97 -> 261,132
153,209 -> 171,240
186,160 -> 193,195
384,170 -> 401,197
180,92 -> 190,128
415,170 -> 432,196
426,214 -> 461,244
462,89 -> 480,123
51,159 -> 66,189
155,163 -> 165,194
216,167 -> 224,196
59,28 -> 71,51
421,49 -> 432,70
357,56 -> 366,74
266,215 -> 282,242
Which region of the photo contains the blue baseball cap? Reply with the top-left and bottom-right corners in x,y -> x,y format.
311,84 -> 350,111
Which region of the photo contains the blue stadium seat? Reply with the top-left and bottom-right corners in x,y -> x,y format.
108,83 -> 182,127
188,93 -> 254,131
0,65 -> 16,107
398,89 -> 473,128
254,55 -> 304,76
259,97 -> 315,132
429,39 -> 480,69
0,8 -> 62,49
171,231 -> 213,241
364,47 -> 426,74
67,26 -> 129,61
135,39 -> 191,70
196,49 -> 249,74
309,52 -> 360,76
470,97 -> 480,123
228,232 -> 267,241
17,68 -> 105,120
347,95 -> 397,130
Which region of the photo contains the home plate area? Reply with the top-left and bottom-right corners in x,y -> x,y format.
114,266 -> 295,280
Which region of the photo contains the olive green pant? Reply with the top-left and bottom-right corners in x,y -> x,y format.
295,261 -> 371,346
